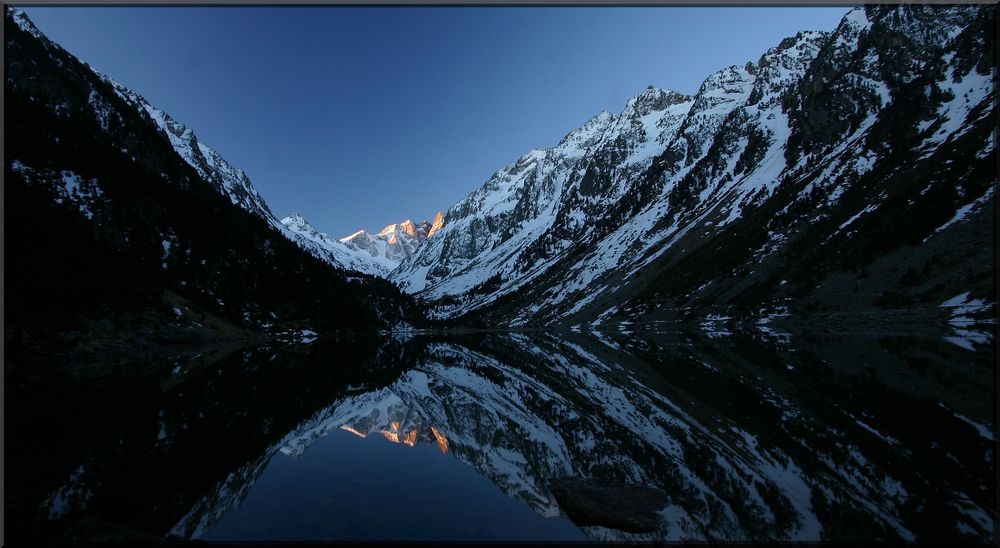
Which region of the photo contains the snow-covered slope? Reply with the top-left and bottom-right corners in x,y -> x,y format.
277,213 -> 390,277
389,31 -> 821,314
98,78 -> 277,223
391,5 -> 995,326
392,87 -> 694,296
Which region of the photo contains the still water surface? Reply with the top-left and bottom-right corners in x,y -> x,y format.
6,326 -> 995,542
201,427 -> 587,541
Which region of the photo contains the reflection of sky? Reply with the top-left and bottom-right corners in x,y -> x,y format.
201,428 -> 587,541
22,6 -> 849,238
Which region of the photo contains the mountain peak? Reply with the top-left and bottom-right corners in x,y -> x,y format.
624,86 -> 692,118
379,220 -> 414,237
428,211 -> 445,238
340,214 -> 442,271
638,85 -> 665,98
340,229 -> 369,242
281,212 -> 313,230
8,7 -> 45,40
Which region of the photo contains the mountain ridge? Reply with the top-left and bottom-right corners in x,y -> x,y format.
9,4 -> 429,282
6,5 -> 993,333
4,6 -> 423,338
279,211 -> 446,277
389,5 -> 994,329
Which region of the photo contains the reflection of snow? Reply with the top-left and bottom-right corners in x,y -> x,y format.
170,331 -> 994,542
700,315 -> 733,338
757,325 -> 792,345
941,292 -> 992,320
943,330 -> 993,351
937,403 -> 994,442
940,292 -> 994,350
42,465 -> 92,520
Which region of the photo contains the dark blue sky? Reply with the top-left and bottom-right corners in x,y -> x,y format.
23,6 -> 850,237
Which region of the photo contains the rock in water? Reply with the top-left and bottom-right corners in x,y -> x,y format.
548,477 -> 669,534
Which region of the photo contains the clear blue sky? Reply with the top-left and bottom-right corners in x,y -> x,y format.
22,6 -> 850,238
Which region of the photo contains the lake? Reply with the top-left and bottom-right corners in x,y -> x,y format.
5,324 -> 995,542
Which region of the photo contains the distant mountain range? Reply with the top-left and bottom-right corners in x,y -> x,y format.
281,212 -> 445,277
5,4 -> 995,334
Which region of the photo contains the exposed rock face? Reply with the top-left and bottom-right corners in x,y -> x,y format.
428,211 -> 446,238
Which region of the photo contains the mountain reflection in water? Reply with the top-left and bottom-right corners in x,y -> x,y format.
7,328 -> 995,543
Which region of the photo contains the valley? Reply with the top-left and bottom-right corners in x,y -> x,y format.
3,4 -> 995,544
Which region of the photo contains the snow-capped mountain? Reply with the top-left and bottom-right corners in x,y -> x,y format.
8,4 -> 992,329
392,5 -> 995,327
277,212 -> 445,277
391,86 -> 695,296
337,212 -> 446,274
276,213 -> 382,277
